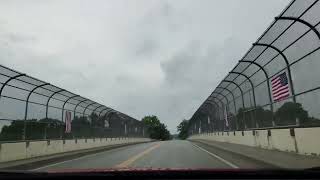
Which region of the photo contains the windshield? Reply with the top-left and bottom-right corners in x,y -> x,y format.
0,0 -> 320,173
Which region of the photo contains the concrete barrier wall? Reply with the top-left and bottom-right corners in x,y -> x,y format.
46,140 -> 63,155
26,141 -> 49,158
194,131 -> 256,147
189,127 -> 320,156
270,129 -> 297,153
0,137 -> 151,163
295,128 -> 320,155
0,142 -> 26,162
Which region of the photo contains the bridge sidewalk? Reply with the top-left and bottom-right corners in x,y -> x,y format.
190,139 -> 320,169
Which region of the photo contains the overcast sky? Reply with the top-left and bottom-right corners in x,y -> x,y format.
0,0 -> 289,133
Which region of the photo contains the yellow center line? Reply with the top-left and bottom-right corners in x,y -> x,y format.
115,142 -> 161,168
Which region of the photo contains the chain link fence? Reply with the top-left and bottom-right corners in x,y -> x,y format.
0,65 -> 147,141
189,0 -> 320,135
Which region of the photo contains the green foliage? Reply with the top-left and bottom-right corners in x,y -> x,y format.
254,107 -> 273,127
0,118 -> 63,141
274,102 -> 308,125
142,115 -> 171,140
177,119 -> 189,140
0,120 -> 24,141
0,114 -> 96,141
71,116 -> 91,138
90,113 -> 99,127
237,107 -> 273,128
185,101 -> 320,133
0,112 -> 147,141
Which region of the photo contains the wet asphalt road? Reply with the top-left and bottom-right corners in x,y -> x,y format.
33,140 -> 274,171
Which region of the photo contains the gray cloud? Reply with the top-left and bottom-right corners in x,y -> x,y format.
134,39 -> 158,57
0,0 -> 289,133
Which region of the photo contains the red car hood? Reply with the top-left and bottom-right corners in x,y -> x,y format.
46,167 -> 247,173
3,168 -> 317,179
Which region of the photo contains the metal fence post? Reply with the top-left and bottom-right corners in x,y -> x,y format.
46,89 -> 65,119
73,99 -> 89,120
239,60 -> 274,127
23,83 -> 50,140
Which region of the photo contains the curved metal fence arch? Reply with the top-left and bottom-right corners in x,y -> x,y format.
92,104 -> 105,114
206,98 -> 222,118
61,95 -> 79,122
46,89 -> 65,119
200,102 -> 216,132
24,83 -> 50,121
99,107 -> 111,117
222,80 -> 245,108
252,43 -> 296,102
275,16 -> 320,40
205,99 -> 222,131
73,99 -> 90,119
82,102 -> 97,117
215,87 -> 237,114
238,60 -> 273,113
229,71 -> 256,108
0,65 -> 142,141
204,101 -> 220,121
104,110 -> 117,121
23,83 -> 50,140
189,0 -> 320,134
0,73 -> 26,101
211,92 -> 229,106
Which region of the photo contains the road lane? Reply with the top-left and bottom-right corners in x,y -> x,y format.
191,143 -> 238,168
191,141 -> 275,169
34,140 -> 274,171
130,140 -> 232,169
115,142 -> 162,168
34,141 -> 160,171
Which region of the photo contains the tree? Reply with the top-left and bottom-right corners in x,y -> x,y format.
0,118 -> 65,141
274,102 -> 308,125
0,120 -> 24,141
90,112 -> 99,127
177,119 -> 189,140
142,115 -> 171,140
72,116 -> 91,138
236,108 -> 247,129
142,116 -> 161,127
254,106 -> 273,127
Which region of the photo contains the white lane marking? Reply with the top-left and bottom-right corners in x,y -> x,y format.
31,154 -> 95,171
191,143 -> 239,169
32,143 -> 155,171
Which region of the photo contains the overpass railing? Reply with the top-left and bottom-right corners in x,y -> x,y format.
189,0 -> 320,134
0,65 -> 146,141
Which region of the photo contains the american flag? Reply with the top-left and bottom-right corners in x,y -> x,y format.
65,111 -> 72,133
224,106 -> 229,127
271,72 -> 290,102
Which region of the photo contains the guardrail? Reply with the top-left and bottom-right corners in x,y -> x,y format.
189,0 -> 320,134
189,126 -> 320,156
0,137 -> 152,163
0,65 -> 147,141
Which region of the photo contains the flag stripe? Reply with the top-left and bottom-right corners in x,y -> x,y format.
271,77 -> 280,83
274,90 -> 289,98
273,85 -> 289,95
65,111 -> 72,133
272,80 -> 281,87
274,93 -> 289,101
224,106 -> 229,127
273,83 -> 283,90
274,89 -> 289,98
271,72 -> 290,102
272,78 -> 280,85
